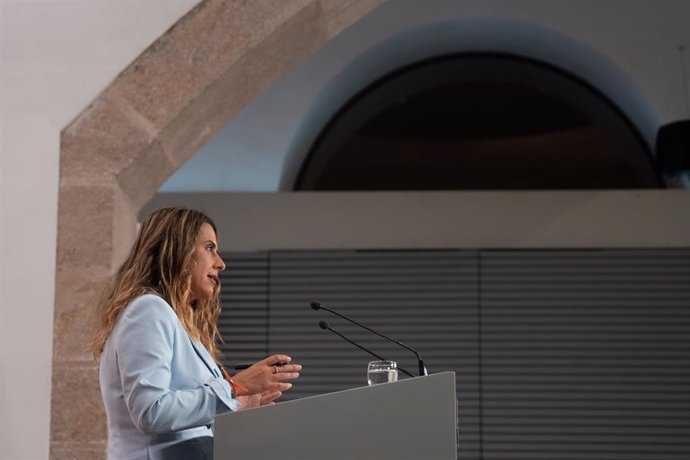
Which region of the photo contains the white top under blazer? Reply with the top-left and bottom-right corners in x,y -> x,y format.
99,294 -> 239,459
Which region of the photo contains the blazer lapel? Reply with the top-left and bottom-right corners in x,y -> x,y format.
188,337 -> 219,378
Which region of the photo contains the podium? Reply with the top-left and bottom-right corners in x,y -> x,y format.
214,372 -> 457,459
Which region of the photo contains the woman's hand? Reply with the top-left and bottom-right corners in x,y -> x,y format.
236,390 -> 283,410
232,354 -> 301,396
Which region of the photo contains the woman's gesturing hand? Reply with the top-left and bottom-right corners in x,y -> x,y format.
236,390 -> 283,410
232,354 -> 301,396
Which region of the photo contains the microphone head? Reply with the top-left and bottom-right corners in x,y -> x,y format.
310,300 -> 322,310
318,320 -> 329,330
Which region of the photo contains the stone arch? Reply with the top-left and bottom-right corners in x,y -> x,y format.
50,1 -> 384,457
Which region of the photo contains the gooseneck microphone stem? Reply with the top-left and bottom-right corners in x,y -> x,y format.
321,322 -> 386,361
312,300 -> 427,376
319,321 -> 415,378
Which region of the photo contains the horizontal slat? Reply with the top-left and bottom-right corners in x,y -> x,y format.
479,249 -> 690,459
217,253 -> 269,366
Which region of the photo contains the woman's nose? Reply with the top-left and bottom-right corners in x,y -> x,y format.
216,254 -> 226,271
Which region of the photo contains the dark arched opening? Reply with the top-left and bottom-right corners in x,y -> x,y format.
295,54 -> 661,190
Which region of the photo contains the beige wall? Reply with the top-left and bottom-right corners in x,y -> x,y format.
146,191 -> 690,252
0,2 -> 199,458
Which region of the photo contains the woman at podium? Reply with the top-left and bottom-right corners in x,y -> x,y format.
90,207 -> 301,459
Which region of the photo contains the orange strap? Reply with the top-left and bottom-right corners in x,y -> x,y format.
219,365 -> 249,397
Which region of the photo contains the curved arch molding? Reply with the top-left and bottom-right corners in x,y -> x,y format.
281,18 -> 660,189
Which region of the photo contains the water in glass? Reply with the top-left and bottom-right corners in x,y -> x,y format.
367,369 -> 398,385
367,360 -> 398,385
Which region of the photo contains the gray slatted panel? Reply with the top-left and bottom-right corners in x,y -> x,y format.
218,252 -> 269,366
268,250 -> 481,459
480,249 -> 690,460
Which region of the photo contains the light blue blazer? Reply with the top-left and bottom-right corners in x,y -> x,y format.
99,294 -> 239,459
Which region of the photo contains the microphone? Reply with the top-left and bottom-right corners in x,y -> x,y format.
318,321 -> 415,378
312,300 -> 427,376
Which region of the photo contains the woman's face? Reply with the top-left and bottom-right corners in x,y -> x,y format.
189,222 -> 226,302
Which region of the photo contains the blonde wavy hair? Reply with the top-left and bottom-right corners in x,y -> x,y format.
90,207 -> 223,361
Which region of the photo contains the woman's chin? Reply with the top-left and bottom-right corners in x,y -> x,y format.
189,288 -> 214,304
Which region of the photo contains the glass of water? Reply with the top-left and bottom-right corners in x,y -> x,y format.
367,360 -> 398,385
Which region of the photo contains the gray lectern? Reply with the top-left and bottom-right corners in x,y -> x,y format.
215,372 -> 457,459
